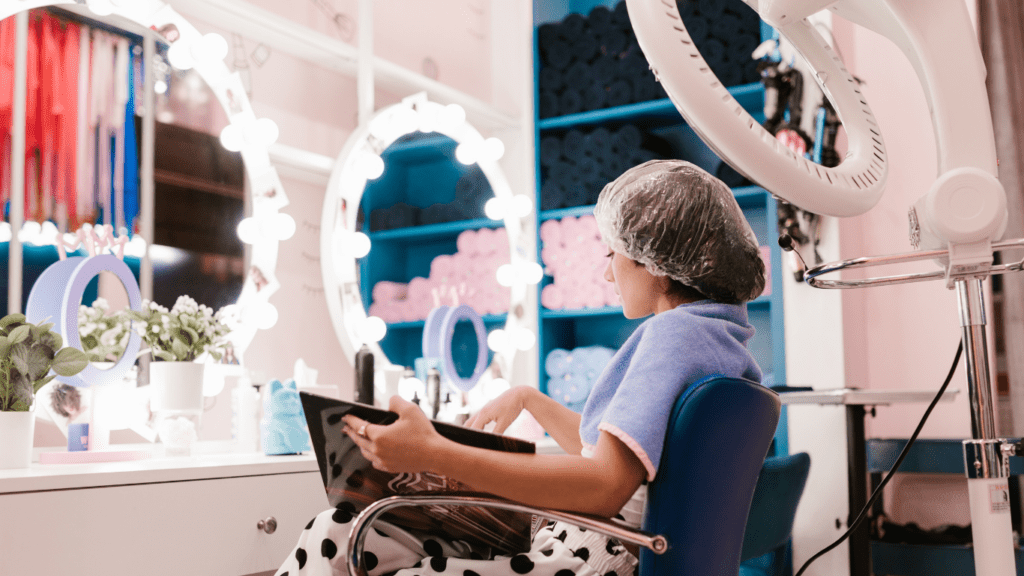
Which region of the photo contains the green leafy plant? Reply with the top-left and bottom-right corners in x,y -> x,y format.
78,297 -> 133,363
126,296 -> 231,362
0,314 -> 91,412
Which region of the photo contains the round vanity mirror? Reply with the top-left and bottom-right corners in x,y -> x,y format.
322,95 -> 537,390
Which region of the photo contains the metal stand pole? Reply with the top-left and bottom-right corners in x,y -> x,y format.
956,279 -> 1015,576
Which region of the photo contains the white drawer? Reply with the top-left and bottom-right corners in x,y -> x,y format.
0,471 -> 329,576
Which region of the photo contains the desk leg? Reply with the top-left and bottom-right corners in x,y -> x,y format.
846,405 -> 870,576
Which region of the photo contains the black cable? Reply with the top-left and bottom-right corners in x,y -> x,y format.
794,340 -> 964,576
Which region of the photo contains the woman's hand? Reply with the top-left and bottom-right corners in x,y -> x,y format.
342,396 -> 445,474
464,385 -> 534,433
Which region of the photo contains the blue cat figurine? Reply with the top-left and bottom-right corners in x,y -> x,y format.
261,379 -> 311,455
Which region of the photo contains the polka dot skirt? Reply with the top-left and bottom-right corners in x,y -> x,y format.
274,507 -> 638,576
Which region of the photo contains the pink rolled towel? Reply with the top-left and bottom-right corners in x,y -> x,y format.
457,229 -> 479,256
541,284 -> 565,309
539,219 -> 563,246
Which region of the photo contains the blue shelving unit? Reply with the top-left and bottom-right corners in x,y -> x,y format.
532,0 -> 786,409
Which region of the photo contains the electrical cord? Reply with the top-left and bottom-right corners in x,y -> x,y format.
794,340 -> 964,576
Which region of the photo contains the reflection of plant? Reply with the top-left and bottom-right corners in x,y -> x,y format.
0,314 -> 90,412
78,298 -> 132,362
127,296 -> 231,362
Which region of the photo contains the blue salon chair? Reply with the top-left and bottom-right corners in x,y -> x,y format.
740,452 -> 812,576
346,375 -> 781,576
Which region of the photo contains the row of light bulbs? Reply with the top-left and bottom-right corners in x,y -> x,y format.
0,222 -> 149,258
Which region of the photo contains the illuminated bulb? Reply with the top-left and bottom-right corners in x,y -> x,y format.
236,217 -> 258,244
0,223 -> 11,242
521,261 -> 544,285
361,316 -> 387,343
512,195 -> 533,218
250,117 -> 276,145
481,137 -> 505,162
154,80 -> 168,95
361,152 -> 385,180
350,232 -> 371,258
86,0 -> 116,16
274,212 -> 296,241
484,197 -> 507,220
417,106 -> 440,133
124,236 -> 147,258
455,141 -> 479,165
398,375 -> 425,402
203,370 -> 225,397
219,124 -> 244,152
486,329 -> 508,352
439,104 -> 466,130
19,221 -> 42,244
62,232 -> 80,249
41,221 -> 59,244
514,328 -> 536,351
166,40 -> 195,71
496,263 -> 516,287
486,377 -> 511,397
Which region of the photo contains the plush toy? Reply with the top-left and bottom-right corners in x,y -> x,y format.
260,379 -> 311,455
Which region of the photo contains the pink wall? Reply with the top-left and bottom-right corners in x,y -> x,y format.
832,7 -> 986,440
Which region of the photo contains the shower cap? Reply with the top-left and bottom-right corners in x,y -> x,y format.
594,159 -> 766,303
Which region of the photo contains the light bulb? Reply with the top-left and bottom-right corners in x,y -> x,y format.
154,80 -> 168,95
20,221 -> 42,244
86,0 -> 116,16
350,232 -> 371,258
236,217 -> 258,244
196,33 -> 228,62
202,370 -> 225,397
252,302 -> 278,329
124,236 -> 147,258
496,264 -> 516,287
274,212 -> 296,240
417,106 -> 440,133
439,104 -> 466,130
521,261 -> 544,285
254,118 -> 280,146
399,376 -> 425,402
219,124 -> 244,152
515,328 -> 536,351
455,141 -> 479,165
391,106 -> 419,136
361,151 -> 385,180
486,329 -> 508,352
0,223 -> 12,242
41,221 -> 59,244
166,40 -> 195,71
361,316 -> 387,343
482,137 -> 505,162
513,195 -> 533,217
484,197 -> 507,220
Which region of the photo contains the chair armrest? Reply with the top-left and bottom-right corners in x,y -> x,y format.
347,493 -> 669,576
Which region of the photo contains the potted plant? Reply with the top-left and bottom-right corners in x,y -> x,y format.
78,297 -> 133,363
126,296 -> 231,454
0,313 -> 90,468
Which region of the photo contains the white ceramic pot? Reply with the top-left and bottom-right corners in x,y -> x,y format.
0,408 -> 36,469
149,361 -> 206,412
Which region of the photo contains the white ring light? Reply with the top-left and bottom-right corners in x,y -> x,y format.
1,0 -> 290,356
625,0 -> 888,217
321,94 -> 530,382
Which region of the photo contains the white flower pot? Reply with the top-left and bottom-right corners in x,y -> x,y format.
0,409 -> 36,469
149,362 -> 206,457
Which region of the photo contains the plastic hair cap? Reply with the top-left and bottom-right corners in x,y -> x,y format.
594,159 -> 766,303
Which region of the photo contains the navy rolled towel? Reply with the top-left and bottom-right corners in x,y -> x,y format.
701,38 -> 726,68
582,83 -> 608,111
584,184 -> 603,206
558,89 -> 584,116
633,74 -> 662,102
716,160 -> 751,188
697,0 -> 726,18
712,13 -> 743,41
395,203 -> 420,228
572,32 -> 600,64
538,23 -> 560,47
541,181 -> 566,211
564,61 -> 590,89
542,39 -> 573,70
716,62 -> 743,87
599,28 -> 629,57
540,136 -> 563,166
584,126 -> 612,156
683,14 -> 710,43
562,130 -> 587,162
617,51 -> 649,82
564,182 -> 588,207
539,90 -> 560,119
559,12 -> 587,42
612,124 -> 643,152
728,33 -> 759,59
614,1 -> 629,21
575,156 -> 599,180
743,59 -> 762,83
606,79 -> 633,107
549,160 -> 575,185
370,208 -> 386,231
589,5 -> 613,30
676,0 -> 697,18
591,55 -> 618,85
539,66 -> 564,93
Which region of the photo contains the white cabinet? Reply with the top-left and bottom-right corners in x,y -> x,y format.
0,452 -> 330,576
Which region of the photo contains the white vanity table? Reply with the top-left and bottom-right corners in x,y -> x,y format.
0,445 -> 329,576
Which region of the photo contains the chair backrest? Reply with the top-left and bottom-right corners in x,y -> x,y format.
641,376 -> 781,576
740,452 -> 812,562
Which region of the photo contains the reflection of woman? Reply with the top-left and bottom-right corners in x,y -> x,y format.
51,383 -> 85,422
